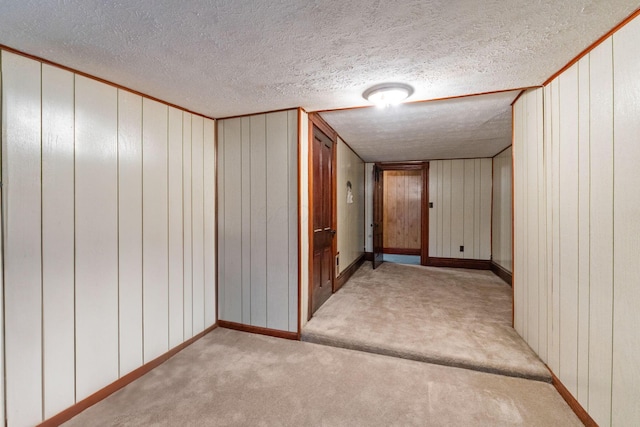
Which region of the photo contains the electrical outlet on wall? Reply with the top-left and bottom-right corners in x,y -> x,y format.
460,245 -> 464,252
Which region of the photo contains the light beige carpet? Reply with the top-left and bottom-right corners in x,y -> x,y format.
64,328 -> 580,427
303,262 -> 551,382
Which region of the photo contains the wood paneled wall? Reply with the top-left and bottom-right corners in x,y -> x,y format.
382,170 -> 421,251
0,50 -> 216,427
513,15 -> 640,426
492,147 -> 513,272
336,137 -> 364,274
428,159 -> 492,260
217,110 -> 298,333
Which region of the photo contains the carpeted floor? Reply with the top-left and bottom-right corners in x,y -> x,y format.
64,328 -> 580,427
302,262 -> 551,382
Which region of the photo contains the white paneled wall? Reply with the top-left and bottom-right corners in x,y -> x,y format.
218,110 -> 298,333
336,137 -> 365,275
492,147 -> 512,272
513,15 -> 640,426
428,159 -> 492,260
0,50 -> 216,427
299,111 -> 310,328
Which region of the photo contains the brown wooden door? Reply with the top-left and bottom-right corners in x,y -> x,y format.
372,165 -> 384,269
382,170 -> 422,254
311,126 -> 335,315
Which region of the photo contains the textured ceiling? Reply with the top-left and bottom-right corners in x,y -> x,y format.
0,0 -> 638,159
322,91 -> 519,162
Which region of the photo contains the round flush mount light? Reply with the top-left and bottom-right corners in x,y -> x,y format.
362,82 -> 414,107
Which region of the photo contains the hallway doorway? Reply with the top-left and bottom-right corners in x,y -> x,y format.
373,163 -> 429,266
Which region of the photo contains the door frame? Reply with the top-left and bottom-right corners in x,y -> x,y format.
374,162 -> 429,266
307,113 -> 337,320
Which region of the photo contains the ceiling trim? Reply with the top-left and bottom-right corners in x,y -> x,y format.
0,43 -> 217,121
217,106 -> 300,121
309,86 -> 541,115
492,144 -> 513,159
543,7 -> 640,85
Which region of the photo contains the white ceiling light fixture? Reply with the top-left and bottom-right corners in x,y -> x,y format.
363,82 -> 414,108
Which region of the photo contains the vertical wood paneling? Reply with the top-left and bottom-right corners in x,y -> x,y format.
558,64 -> 580,395
250,115 -> 267,327
2,51 -> 43,426
221,118 -> 242,323
513,99 -> 524,335
41,64 -> 75,417
576,55 -> 591,407
300,112 -> 311,327
240,117 -> 252,325
183,113 -> 194,338
588,38 -> 614,427
142,99 -> 169,362
428,162 -> 437,255
612,17 -> 640,426
549,79 -> 561,374
450,160 -> 464,257
265,112 -> 289,330
168,107 -> 184,348
535,88 -> 548,364
191,115 -> 205,333
479,159 -> 492,260
492,147 -> 512,273
117,89 -> 143,375
203,118 -> 216,326
544,84 -> 554,367
218,110 -> 297,332
463,159 -> 475,258
473,159 -> 482,258
526,89 -> 539,354
75,74 -> 119,400
441,161 -> 451,257
287,110 -> 298,332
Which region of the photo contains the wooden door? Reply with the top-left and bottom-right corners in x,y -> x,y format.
382,170 -> 422,254
372,165 -> 384,269
311,125 -> 335,315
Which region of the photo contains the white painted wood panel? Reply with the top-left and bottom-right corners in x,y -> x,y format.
75,74 -> 119,400
2,51 -> 43,427
142,99 -> 169,362
558,64 -> 580,395
450,160 -> 464,257
117,89 -> 143,376
250,114 -> 268,327
221,118 -> 242,323
473,159 -> 482,258
612,17 -> 640,426
513,99 -> 524,335
436,161 -> 444,255
463,159 -> 475,259
299,112 -> 311,328
203,118 -> 216,327
287,110 -> 299,332
183,113 -> 194,338
587,38 -> 614,427
535,88 -> 547,364
576,55 -> 591,408
168,107 -> 184,348
543,84 -> 553,366
428,161 -> 437,256
191,115 -> 205,333
41,64 -> 75,418
240,117 -> 252,325
265,111 -> 290,330
492,147 -> 512,273
549,79 -> 561,374
441,161 -> 452,257
479,159 -> 492,260
526,89 -> 539,354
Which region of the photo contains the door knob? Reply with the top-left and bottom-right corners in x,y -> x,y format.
329,229 -> 336,236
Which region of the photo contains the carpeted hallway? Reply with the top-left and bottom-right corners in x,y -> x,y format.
302,262 -> 551,382
64,328 -> 580,426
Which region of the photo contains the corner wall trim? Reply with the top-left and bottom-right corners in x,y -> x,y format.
548,368 -> 598,427
218,320 -> 299,340
490,261 -> 513,286
38,323 -> 219,427
425,257 -> 491,270
335,254 -> 365,291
